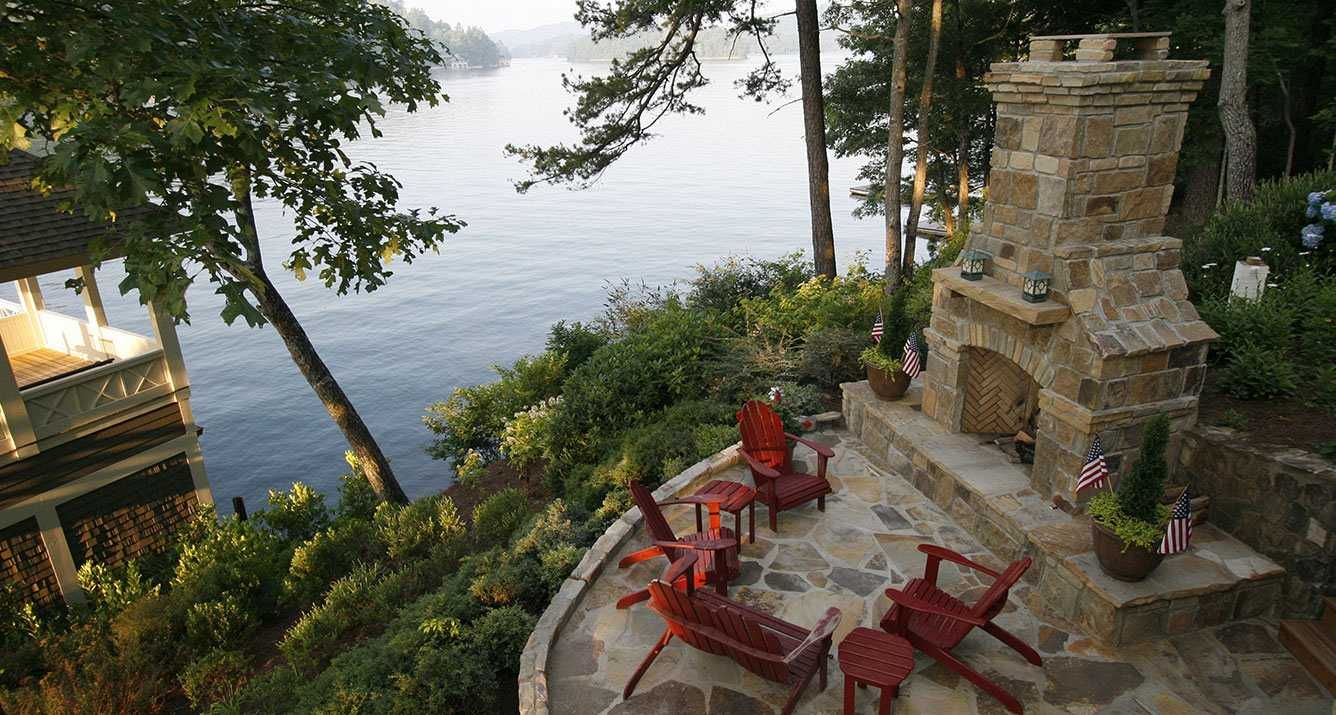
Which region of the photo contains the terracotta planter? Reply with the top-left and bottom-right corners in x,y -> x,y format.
867,365 -> 910,400
1090,520 -> 1163,582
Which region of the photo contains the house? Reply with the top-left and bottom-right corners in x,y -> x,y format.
0,150 -> 212,607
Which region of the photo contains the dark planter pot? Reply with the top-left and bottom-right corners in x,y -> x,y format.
867,365 -> 910,400
1091,520 -> 1163,582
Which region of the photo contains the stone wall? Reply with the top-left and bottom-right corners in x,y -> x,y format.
1179,426 -> 1336,619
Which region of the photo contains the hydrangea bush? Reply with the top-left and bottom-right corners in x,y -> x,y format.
1303,190 -> 1336,249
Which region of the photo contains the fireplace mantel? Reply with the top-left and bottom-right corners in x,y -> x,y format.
933,268 -> 1070,326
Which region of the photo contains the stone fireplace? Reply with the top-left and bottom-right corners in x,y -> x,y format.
921,33 -> 1217,501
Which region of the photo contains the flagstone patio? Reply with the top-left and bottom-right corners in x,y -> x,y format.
544,430 -> 1333,714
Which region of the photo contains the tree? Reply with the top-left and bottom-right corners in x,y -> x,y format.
505,0 -> 838,277
902,0 -> 943,279
1218,0 -> 1257,202
1,0 -> 461,504
795,0 -> 837,278
883,0 -> 912,290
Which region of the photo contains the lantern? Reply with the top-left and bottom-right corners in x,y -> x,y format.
961,250 -> 990,281
1022,270 -> 1052,303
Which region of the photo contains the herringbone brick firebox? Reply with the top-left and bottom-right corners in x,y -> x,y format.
921,33 -> 1217,500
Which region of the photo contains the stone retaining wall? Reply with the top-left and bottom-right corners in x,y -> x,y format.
1179,426 -> 1336,618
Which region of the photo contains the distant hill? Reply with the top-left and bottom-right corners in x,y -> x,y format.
493,21 -> 584,58
497,15 -> 838,62
383,1 -> 510,68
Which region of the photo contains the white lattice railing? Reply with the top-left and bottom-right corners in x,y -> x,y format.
22,351 -> 172,440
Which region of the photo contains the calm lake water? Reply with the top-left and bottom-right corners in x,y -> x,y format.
33,55 -> 921,510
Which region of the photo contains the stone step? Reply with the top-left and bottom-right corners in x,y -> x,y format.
1323,597 -> 1336,633
842,379 -> 1287,647
1279,620 -> 1336,696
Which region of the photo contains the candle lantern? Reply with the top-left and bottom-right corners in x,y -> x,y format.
1022,270 -> 1052,303
961,250 -> 990,281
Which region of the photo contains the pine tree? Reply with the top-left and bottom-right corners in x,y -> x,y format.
1116,415 -> 1171,523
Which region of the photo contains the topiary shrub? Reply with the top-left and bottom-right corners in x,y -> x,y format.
1087,415 -> 1173,552
470,488 -> 529,546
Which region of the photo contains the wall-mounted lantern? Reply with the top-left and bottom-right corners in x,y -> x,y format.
1022,270 -> 1052,303
961,250 -> 990,281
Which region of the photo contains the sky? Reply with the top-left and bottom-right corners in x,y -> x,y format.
409,0 -> 579,33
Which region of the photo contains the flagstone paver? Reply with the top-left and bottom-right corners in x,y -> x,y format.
545,429 -> 1334,714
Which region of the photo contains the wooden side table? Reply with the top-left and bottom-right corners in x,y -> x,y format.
689,479 -> 756,544
838,627 -> 915,715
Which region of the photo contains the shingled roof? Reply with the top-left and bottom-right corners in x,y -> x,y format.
0,150 -> 152,282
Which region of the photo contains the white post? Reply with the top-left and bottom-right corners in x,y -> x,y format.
15,277 -> 46,348
35,508 -> 84,604
0,333 -> 37,457
146,301 -> 191,391
1230,257 -> 1270,301
74,266 -> 110,356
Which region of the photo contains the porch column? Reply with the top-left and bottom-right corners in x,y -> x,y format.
0,333 -> 38,457
74,265 -> 109,334
146,301 -> 191,391
15,277 -> 45,347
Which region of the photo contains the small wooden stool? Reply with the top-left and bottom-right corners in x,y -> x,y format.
690,479 -> 756,544
838,627 -> 914,715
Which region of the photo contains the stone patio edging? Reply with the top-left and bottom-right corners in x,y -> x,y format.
516,411 -> 842,715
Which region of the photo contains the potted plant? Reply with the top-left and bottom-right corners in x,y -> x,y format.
861,287 -> 914,400
1086,415 -> 1172,582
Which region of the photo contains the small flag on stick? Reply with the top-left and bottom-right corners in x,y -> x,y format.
1076,436 -> 1109,492
871,312 -> 884,343
902,333 -> 923,378
1159,488 -> 1193,555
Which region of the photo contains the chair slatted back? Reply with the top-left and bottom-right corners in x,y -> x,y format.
969,558 -> 1031,622
647,579 -> 791,684
629,480 -> 677,545
737,400 -> 790,474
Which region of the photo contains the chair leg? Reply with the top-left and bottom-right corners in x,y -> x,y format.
927,646 -> 1024,715
843,678 -> 855,715
818,495 -> 825,512
695,504 -> 703,533
748,502 -> 755,543
769,502 -> 778,532
878,686 -> 893,715
819,648 -> 828,691
623,629 -> 673,700
982,621 -> 1043,666
734,510 -> 742,545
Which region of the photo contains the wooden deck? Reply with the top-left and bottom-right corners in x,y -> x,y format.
10,349 -> 101,389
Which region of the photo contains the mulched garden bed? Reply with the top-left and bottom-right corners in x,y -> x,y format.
1197,369 -> 1336,455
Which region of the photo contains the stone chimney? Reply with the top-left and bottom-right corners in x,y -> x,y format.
921,34 -> 1217,500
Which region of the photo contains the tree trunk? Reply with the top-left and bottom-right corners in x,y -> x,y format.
230,178 -> 409,505
1218,0 -> 1256,203
952,0 -> 969,235
883,0 -> 912,289
903,0 -> 943,278
795,0 -> 836,278
1276,69 -> 1295,176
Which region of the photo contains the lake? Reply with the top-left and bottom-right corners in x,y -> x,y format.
30,55 -> 924,510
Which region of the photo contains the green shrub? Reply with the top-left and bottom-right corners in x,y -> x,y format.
1117,415 -> 1171,523
797,327 -> 868,389
374,494 -> 466,563
1218,345 -> 1300,399
424,350 -> 566,465
1197,293 -> 1296,366
286,519 -> 385,606
76,561 -> 160,621
180,649 -> 249,710
471,488 -> 530,546
170,510 -> 287,647
1183,171 -> 1336,300
469,605 -> 536,673
741,257 -> 881,339
1312,366 -> 1336,411
688,253 -> 812,328
258,481 -> 330,543
546,321 -> 608,374
703,333 -> 799,405
500,396 -> 560,468
280,562 -> 386,671
1086,491 -> 1168,552
452,449 -> 485,487
336,464 -> 379,523
184,593 -> 253,648
547,301 -> 725,469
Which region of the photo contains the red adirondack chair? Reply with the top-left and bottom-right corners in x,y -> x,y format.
879,544 -> 1041,714
736,400 -> 834,532
625,552 -> 842,715
616,480 -> 740,604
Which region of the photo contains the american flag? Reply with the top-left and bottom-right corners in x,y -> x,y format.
871,312 -> 884,343
902,333 -> 923,378
1076,436 -> 1109,492
1159,488 -> 1193,555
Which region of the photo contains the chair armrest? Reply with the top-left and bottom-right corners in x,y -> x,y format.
663,552 -> 699,588
655,538 -> 737,553
884,588 -> 986,626
783,607 -> 842,665
785,433 -> 835,459
739,449 -> 780,480
662,495 -> 727,508
916,544 -> 1002,579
